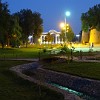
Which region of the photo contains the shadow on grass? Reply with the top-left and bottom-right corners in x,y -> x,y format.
1,70 -> 64,100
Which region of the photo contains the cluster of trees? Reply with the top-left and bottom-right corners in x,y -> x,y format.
81,4 -> 100,32
60,24 -> 74,42
0,1 -> 43,48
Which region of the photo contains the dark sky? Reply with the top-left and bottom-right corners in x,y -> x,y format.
3,0 -> 100,34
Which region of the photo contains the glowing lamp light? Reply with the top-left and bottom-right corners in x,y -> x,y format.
65,11 -> 71,17
60,22 -> 65,28
66,24 -> 69,26
38,38 -> 41,42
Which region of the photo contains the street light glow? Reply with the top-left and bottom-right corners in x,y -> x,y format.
65,11 -> 71,17
66,24 -> 69,26
59,11 -> 71,43
60,22 -> 65,28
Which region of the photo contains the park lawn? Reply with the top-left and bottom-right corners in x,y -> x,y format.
0,46 -> 98,59
0,48 -> 39,58
0,60 -> 64,100
0,47 -> 55,59
42,61 -> 100,80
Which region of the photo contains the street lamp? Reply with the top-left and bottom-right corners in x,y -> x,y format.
60,22 -> 65,28
65,11 -> 71,17
60,11 -> 70,43
64,11 -> 71,43
65,11 -> 71,25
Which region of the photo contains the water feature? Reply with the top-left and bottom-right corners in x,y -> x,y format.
49,82 -> 98,100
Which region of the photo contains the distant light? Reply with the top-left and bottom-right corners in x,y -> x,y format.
38,38 -> 41,42
66,24 -> 69,26
65,11 -> 71,17
60,22 -> 65,28
28,35 -> 32,39
76,35 -> 80,37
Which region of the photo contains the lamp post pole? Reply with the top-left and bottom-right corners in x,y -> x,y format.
64,17 -> 67,43
64,11 -> 70,43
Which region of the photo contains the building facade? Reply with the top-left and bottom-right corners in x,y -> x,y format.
29,30 -> 64,44
40,30 -> 63,44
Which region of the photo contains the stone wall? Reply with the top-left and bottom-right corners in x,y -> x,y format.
81,29 -> 100,44
89,29 -> 100,44
81,31 -> 89,43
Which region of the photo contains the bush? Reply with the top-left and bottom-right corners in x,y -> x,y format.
60,45 -> 70,53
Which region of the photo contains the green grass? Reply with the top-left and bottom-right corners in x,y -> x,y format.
0,47 -> 57,59
0,46 -> 100,80
42,61 -> 100,80
0,44 -> 98,59
0,46 -> 100,99
0,60 -> 64,100
0,48 -> 39,58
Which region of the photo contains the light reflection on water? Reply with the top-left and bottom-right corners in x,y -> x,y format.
50,82 -> 98,100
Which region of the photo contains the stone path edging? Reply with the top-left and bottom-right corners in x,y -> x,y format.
8,58 -> 100,100
37,67 -> 100,99
9,62 -> 82,100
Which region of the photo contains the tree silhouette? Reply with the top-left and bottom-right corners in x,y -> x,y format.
0,1 -> 10,48
33,12 -> 43,44
81,4 -> 100,31
14,9 -> 34,47
60,24 -> 74,42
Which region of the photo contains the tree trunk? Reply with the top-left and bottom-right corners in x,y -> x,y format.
7,38 -> 10,47
25,41 -> 28,48
1,43 -> 4,49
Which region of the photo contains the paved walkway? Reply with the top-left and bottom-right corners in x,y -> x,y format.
73,57 -> 100,63
0,58 -> 39,62
0,57 -> 100,63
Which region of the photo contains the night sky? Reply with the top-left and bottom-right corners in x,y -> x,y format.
3,0 -> 100,34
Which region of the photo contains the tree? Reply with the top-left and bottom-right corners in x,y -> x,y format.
81,4 -> 100,31
0,1 -> 10,48
9,15 -> 22,47
15,9 -> 34,47
66,26 -> 74,42
33,12 -> 43,44
14,10 -> 43,46
60,24 -> 74,42
81,18 -> 89,32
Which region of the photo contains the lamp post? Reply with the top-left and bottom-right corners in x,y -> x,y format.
60,11 -> 70,43
65,11 -> 71,43
65,11 -> 70,28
